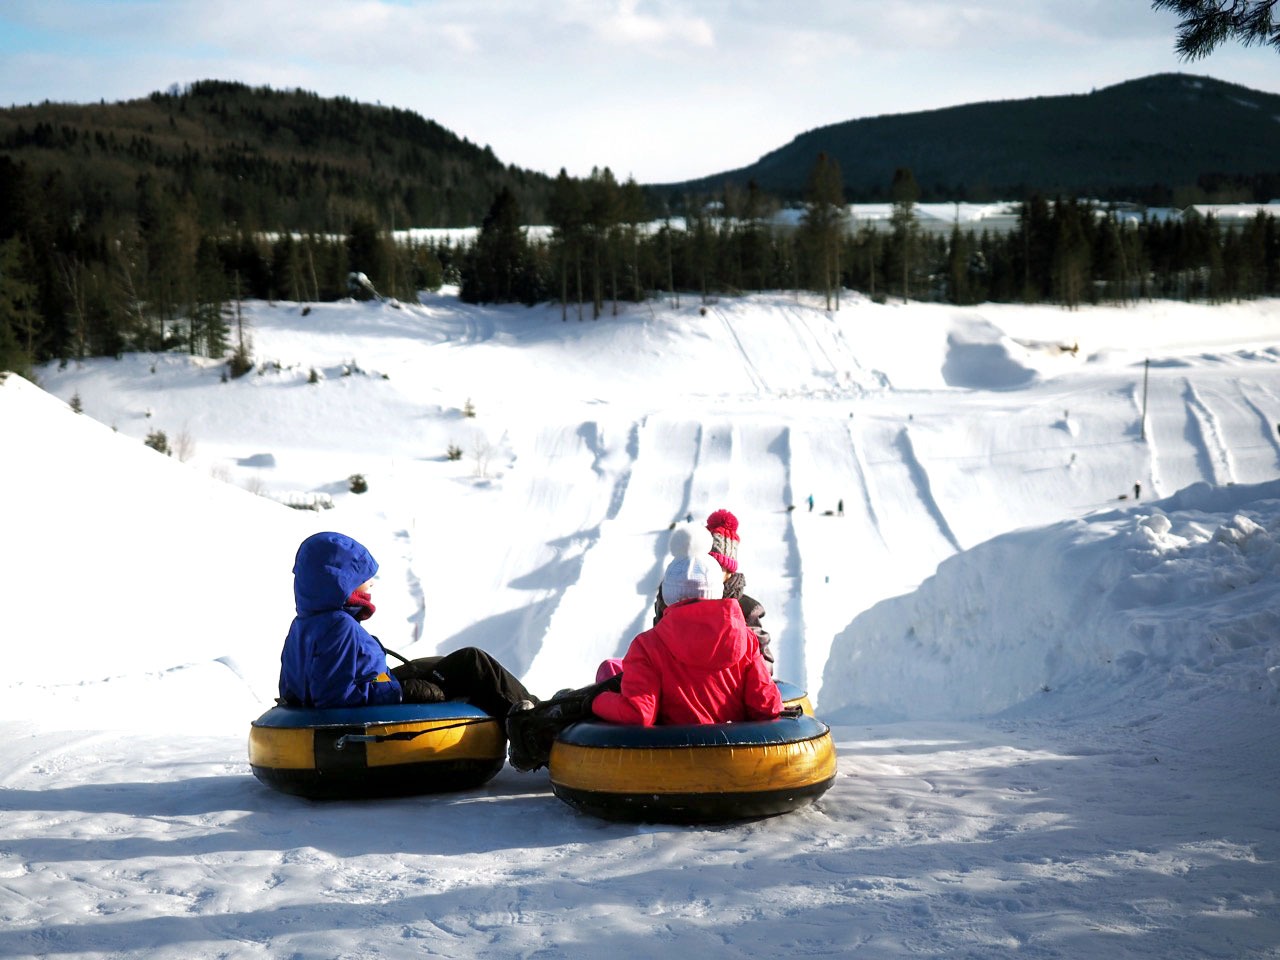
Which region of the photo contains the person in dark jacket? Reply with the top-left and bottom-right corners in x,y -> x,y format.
279,531 -> 536,717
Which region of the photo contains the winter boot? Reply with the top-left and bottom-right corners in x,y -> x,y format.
547,673 -> 623,719
506,700 -> 556,772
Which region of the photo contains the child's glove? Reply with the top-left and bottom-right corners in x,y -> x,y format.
400,679 -> 446,703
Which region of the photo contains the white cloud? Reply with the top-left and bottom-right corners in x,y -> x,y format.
3,0 -> 1280,182
550,0 -> 715,51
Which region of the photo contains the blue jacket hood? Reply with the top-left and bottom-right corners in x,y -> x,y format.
292,532 -> 379,615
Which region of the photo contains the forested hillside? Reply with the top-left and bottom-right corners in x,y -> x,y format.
2,77 -> 1278,382
0,80 -> 556,231
664,73 -> 1280,205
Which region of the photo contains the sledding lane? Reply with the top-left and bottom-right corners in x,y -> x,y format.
848,414 -> 963,573
779,302 -> 879,394
1139,364 -> 1280,498
522,415 -> 705,694
709,305 -> 769,395
1181,378 -> 1236,487
704,421 -> 800,683
783,412 -> 973,702
786,421 -> 870,699
420,419 -> 625,676
1234,379 -> 1280,478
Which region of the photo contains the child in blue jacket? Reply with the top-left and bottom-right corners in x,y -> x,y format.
279,531 -> 536,717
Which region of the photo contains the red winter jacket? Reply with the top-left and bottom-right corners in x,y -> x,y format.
591,598 -> 782,726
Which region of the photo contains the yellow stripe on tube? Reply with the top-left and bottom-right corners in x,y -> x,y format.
248,726 -> 314,770
366,718 -> 504,767
550,732 -> 836,795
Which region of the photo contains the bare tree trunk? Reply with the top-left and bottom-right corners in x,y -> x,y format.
56,254 -> 89,358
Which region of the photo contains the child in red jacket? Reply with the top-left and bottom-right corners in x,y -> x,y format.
591,525 -> 781,726
505,525 -> 781,770
646,508 -> 775,672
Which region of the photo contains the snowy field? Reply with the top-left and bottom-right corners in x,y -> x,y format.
2,289 -> 1279,958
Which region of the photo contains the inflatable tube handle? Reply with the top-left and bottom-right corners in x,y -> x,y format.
334,716 -> 493,750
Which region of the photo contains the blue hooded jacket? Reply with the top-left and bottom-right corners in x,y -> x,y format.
278,531 -> 403,708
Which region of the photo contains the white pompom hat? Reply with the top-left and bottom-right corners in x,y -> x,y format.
660,524 -> 725,605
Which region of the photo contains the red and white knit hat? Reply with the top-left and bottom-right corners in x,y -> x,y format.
705,509 -> 739,574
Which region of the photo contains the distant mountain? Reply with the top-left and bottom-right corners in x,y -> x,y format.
658,73 -> 1280,205
0,80 -> 556,231
5,74 -> 1279,233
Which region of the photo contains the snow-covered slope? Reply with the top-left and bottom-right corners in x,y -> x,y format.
2,291 -> 1279,959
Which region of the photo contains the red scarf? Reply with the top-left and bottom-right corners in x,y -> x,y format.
345,589 -> 376,621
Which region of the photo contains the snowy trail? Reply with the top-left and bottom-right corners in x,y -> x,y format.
1181,378 -> 1236,486
1235,380 -> 1280,478
847,418 -> 887,549
708,422 -> 801,682
523,416 -> 698,693
1141,366 -> 1245,497
684,417 -> 736,508
787,422 -> 880,698
894,426 -> 963,553
709,304 -> 769,394
844,414 -> 960,594
777,302 -> 848,389
418,419 -> 623,673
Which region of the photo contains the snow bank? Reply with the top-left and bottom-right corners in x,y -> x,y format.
822,479 -> 1280,722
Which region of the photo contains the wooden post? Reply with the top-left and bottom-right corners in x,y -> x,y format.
1140,358 -> 1150,441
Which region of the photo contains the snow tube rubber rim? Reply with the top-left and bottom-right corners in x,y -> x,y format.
548,711 -> 837,824
248,701 -> 504,800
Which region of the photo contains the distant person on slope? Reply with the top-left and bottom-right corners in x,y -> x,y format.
279,531 -> 538,719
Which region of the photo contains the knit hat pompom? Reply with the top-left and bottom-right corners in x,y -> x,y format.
706,509 -> 738,536
706,508 -> 740,574
668,523 -> 713,560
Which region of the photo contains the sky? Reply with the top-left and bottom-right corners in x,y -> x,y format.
3,287 -> 1280,956
1,0 -> 1279,184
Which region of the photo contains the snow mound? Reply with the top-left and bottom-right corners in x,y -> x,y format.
821,479 -> 1280,722
942,316 -> 1038,389
0,374 -> 309,716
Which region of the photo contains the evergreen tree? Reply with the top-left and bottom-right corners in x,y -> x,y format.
548,170 -> 585,321
460,187 -> 540,305
888,167 -> 921,302
136,174 -> 198,349
0,236 -> 40,376
945,225 -> 974,305
801,153 -> 847,310
1017,196 -> 1055,302
740,180 -> 777,293
227,272 -> 253,377
686,203 -> 716,303
190,236 -> 230,357
618,177 -> 648,303
585,167 -> 620,319
346,215 -> 388,298
1152,0 -> 1279,59
1093,213 -> 1128,304
1050,199 -> 1091,309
